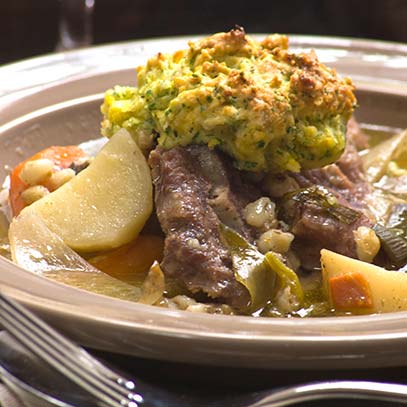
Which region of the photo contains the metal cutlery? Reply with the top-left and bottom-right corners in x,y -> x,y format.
0,293 -> 143,407
0,363 -> 76,407
1,291 -> 406,407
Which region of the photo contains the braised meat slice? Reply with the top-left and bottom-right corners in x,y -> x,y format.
280,186 -> 372,270
279,120 -> 373,270
149,145 -> 259,308
346,117 -> 369,151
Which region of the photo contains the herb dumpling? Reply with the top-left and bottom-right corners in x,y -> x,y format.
101,27 -> 356,172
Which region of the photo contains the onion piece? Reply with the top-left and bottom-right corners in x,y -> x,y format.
219,223 -> 277,312
138,261 -> 165,305
8,209 -> 141,302
362,129 -> 407,183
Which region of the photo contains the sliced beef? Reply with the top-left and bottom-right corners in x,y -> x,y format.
280,186 -> 372,270
149,145 -> 259,308
187,146 -> 259,240
279,119 -> 373,270
346,117 -> 369,151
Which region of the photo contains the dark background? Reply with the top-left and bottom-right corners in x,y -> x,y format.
0,0 -> 406,66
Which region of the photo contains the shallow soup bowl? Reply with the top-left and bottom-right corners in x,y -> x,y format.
0,35 -> 406,369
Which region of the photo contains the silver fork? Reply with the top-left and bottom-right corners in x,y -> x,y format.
0,292 -> 142,407
1,291 -> 406,407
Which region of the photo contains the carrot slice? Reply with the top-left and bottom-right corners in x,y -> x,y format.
329,271 -> 373,311
9,146 -> 86,216
88,235 -> 164,286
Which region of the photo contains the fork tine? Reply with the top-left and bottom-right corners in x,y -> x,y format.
1,300 -> 126,407
1,308 -> 124,407
0,292 -> 134,384
0,293 -> 143,407
2,290 -> 127,380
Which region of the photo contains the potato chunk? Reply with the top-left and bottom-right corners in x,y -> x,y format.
321,249 -> 407,313
25,129 -> 152,251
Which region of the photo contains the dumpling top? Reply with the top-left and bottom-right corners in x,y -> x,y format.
101,27 -> 356,172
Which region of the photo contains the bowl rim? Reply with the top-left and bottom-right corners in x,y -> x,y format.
1,33 -> 406,99
1,33 -> 407,71
1,255 -> 407,342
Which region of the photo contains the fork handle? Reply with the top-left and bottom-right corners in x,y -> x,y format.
248,380 -> 407,406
